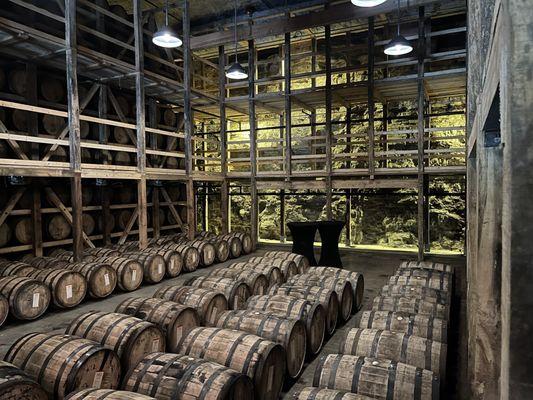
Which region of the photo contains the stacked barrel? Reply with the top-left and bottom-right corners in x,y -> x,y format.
300,260 -> 452,400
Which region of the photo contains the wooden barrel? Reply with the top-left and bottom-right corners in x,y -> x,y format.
390,271 -> 451,292
178,327 -> 285,400
24,268 -> 87,309
247,256 -> 298,280
0,361 -> 48,400
66,389 -> 155,399
5,333 -> 121,399
67,262 -> 117,299
96,256 -> 143,292
313,354 -> 439,400
65,312 -> 165,371
162,108 -> 177,126
47,215 -> 71,240
11,110 -> 29,131
160,243 -> 199,272
122,352 -> 253,400
144,248 -> 182,278
115,297 -> 200,353
228,262 -> 283,286
40,78 -> 65,102
287,274 -> 354,322
50,146 -> 68,162
340,328 -> 447,375
114,152 -> 131,166
153,285 -> 228,326
0,223 -> 11,247
98,213 -> 116,233
42,114 -> 65,135
359,311 -> 448,343
307,267 -> 365,311
15,218 -> 32,244
219,234 -> 242,258
0,68 -> 5,91
122,253 -> 165,284
178,239 -> 216,267
117,210 -> 133,230
269,284 -> 339,336
82,214 -> 96,236
208,238 -> 230,263
187,276 -> 251,310
8,69 -> 26,96
372,296 -> 449,320
263,251 -> 310,274
113,95 -> 130,117
0,294 -> 8,327
24,256 -> 69,269
293,387 -> 375,400
113,127 -> 131,144
210,269 -> 269,295
0,261 -> 39,277
381,284 -> 451,304
246,294 -> 325,356
216,310 -> 306,379
50,250 -> 96,263
0,276 -> 50,320
84,247 -> 121,258
232,232 -> 253,253
399,260 -> 454,274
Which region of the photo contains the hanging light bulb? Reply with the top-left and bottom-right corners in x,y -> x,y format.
153,0 -> 182,48
384,0 -> 412,56
226,1 -> 247,80
351,0 -> 387,7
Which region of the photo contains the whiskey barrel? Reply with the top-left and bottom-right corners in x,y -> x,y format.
8,70 -> 26,96
0,276 -> 50,320
313,354 -> 439,400
187,276 -> 251,310
113,127 -> 131,144
122,352 -> 253,400
47,215 -> 71,240
121,253 -> 165,284
246,294 -> 325,356
66,262 -> 117,299
98,213 -> 116,233
115,297 -> 200,353
0,224 -> 11,247
96,256 -> 143,292
66,312 -> 165,371
178,327 -> 285,400
22,256 -> 69,269
50,146 -> 68,162
40,78 -> 65,102
153,285 -> 228,326
219,233 -> 242,258
50,250 -> 97,263
286,274 -> 354,322
390,270 -> 451,292
0,261 -> 38,277
0,294 -> 8,327
263,251 -> 310,274
160,243 -> 199,272
293,387 -> 374,400
381,284 -> 451,304
339,328 -> 447,375
162,108 -> 177,126
247,256 -> 298,280
112,95 -> 131,117
5,333 -> 121,399
0,361 -> 48,400
210,269 -> 269,295
114,152 -> 131,166
228,262 -> 283,286
359,311 -> 448,343
232,232 -> 253,254
11,110 -> 29,131
66,389 -> 155,399
117,210 -> 134,230
216,310 -> 306,379
177,239 -> 216,267
42,114 -> 65,135
207,238 -> 230,263
307,267 -> 365,311
84,247 -> 121,258
15,218 -> 32,244
372,296 -> 449,320
24,268 -> 87,309
81,214 -> 96,236
144,248 -> 182,278
399,260 -> 454,274
269,284 -> 339,335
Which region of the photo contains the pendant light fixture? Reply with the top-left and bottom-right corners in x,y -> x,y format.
153,0 -> 182,48
351,0 -> 387,7
384,0 -> 413,56
226,1 -> 248,80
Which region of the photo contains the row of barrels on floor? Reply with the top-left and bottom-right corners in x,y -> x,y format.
0,253 -> 365,400
0,231 -> 251,327
300,260 -> 454,400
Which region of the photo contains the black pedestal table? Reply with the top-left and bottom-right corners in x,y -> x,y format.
318,220 -> 345,267
287,222 -> 319,266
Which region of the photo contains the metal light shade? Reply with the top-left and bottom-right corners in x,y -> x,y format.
384,34 -> 413,56
351,0 -> 387,7
152,25 -> 182,48
226,62 -> 248,80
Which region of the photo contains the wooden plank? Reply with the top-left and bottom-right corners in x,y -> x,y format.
219,46 -> 229,234
0,188 -> 25,227
160,187 -> 185,231
345,189 -> 351,247
417,7 -> 426,261
284,32 -> 292,178
332,179 -> 418,189
325,24 -> 333,220
152,187 -> 160,239
249,38 -> 258,247
368,17 -> 375,178
31,186 -> 43,256
280,189 -> 286,242
118,206 -> 139,244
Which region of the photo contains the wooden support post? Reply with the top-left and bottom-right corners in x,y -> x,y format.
219,45 -> 229,233
345,189 -> 351,247
284,32 -> 292,179
65,0 -> 83,261
98,84 -> 112,245
345,107 -> 352,169
416,7 -> 426,261
152,187 -> 160,238
367,16 -> 375,179
280,189 -> 286,242
325,24 -> 333,220
423,174 -> 430,252
249,38 -> 259,247
202,183 -> 208,232
133,0 -> 147,249
382,101 -> 388,168
183,0 -> 196,239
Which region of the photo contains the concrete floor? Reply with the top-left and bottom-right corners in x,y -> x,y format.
0,245 -> 466,399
